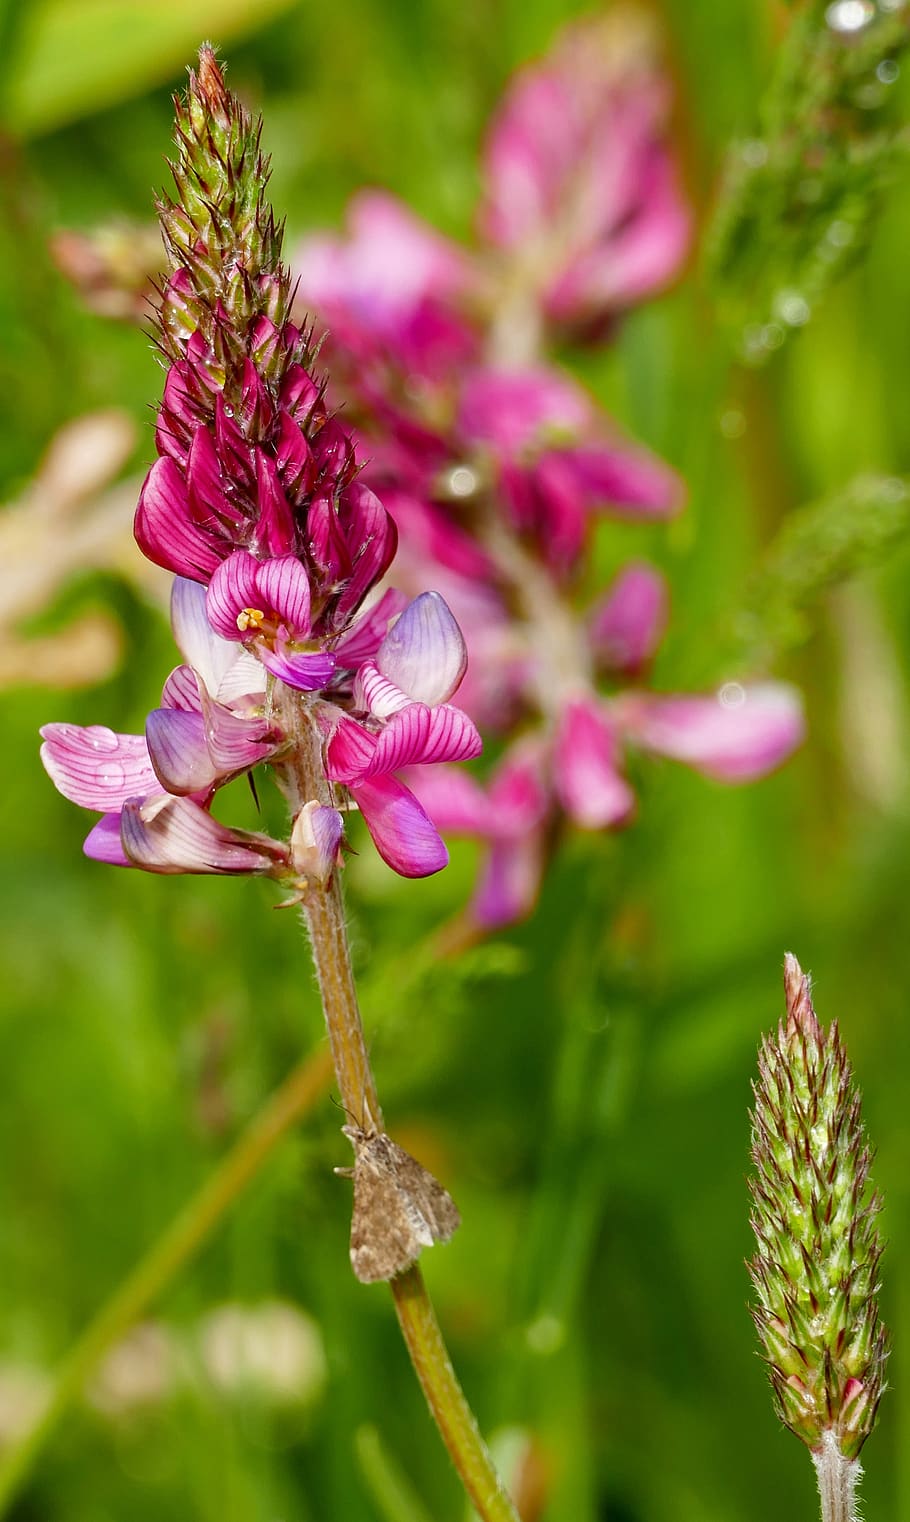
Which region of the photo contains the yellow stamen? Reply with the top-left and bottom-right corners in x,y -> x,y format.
237,606 -> 265,633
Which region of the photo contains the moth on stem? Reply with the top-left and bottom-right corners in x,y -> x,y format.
749,954 -> 889,1522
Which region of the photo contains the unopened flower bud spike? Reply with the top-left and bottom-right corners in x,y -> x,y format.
749,954 -> 889,1522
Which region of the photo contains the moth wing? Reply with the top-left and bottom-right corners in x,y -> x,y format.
350,1143 -> 426,1283
382,1138 -> 461,1246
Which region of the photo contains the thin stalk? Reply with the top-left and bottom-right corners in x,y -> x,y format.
391,1267 -> 519,1522
282,691 -> 520,1522
812,1435 -> 862,1522
0,1045 -> 332,1517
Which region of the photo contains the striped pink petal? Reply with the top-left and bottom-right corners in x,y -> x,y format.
120,795 -> 288,875
40,724 -> 157,810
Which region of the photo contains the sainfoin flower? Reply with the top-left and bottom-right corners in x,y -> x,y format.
40,50 -> 480,884
287,15 -> 804,927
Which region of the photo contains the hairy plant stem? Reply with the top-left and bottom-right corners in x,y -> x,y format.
812,1434 -> 862,1522
279,686 -> 520,1522
0,1046 -> 332,1518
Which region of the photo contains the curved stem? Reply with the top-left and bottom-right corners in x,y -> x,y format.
282,692 -> 519,1522
391,1267 -> 519,1522
0,1046 -> 332,1517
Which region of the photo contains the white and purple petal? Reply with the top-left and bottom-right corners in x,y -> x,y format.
257,642 -> 336,692
290,801 -> 344,885
120,795 -> 288,875
145,707 -> 215,795
171,577 -> 241,693
375,591 -> 468,706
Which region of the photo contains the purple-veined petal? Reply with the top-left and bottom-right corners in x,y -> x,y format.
134,456 -> 224,580
253,450 -> 295,557
215,652 -> 267,706
40,723 -> 157,810
206,551 -> 265,640
350,774 -> 449,877
355,660 -> 411,719
146,708 -> 216,795
84,813 -> 131,867
325,715 -> 380,783
473,833 -> 544,928
366,703 -> 482,777
257,643 -> 336,692
254,555 -> 313,636
376,591 -> 468,705
171,577 -> 242,692
620,682 -> 805,782
161,664 -> 203,713
588,561 -> 668,676
553,697 -> 635,828
198,689 -> 285,774
333,587 -> 409,667
120,795 -> 288,875
333,482 -> 398,623
186,425 -> 243,534
290,801 -> 344,885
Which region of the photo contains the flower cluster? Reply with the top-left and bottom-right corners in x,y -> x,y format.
292,10 -> 805,926
41,50 -> 480,883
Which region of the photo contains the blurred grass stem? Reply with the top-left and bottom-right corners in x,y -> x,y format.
282,690 -> 520,1522
0,1045 -> 333,1516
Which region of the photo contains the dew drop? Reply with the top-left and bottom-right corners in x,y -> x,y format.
825,0 -> 875,32
719,408 -> 746,439
775,290 -> 811,328
525,1315 -> 565,1355
877,58 -> 899,83
719,682 -> 746,710
448,466 -> 477,498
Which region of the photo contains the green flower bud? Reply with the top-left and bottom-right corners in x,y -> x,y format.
749,954 -> 889,1478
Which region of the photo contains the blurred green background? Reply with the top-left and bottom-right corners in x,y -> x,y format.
3,1 -> 910,1519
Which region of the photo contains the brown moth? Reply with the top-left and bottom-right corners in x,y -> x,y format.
336,1124 -> 461,1284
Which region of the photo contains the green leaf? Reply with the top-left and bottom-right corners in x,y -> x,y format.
2,0 -> 296,137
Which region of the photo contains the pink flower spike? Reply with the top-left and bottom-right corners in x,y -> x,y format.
376,591 -> 468,706
134,455 -> 224,580
554,697 -> 636,828
350,773 -> 449,877
40,724 -> 157,811
620,683 -> 806,782
290,801 -> 344,886
120,795 -> 288,875
588,562 -> 668,676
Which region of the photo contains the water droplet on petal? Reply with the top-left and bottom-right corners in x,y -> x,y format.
448,466 -> 477,498
719,682 -> 746,710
